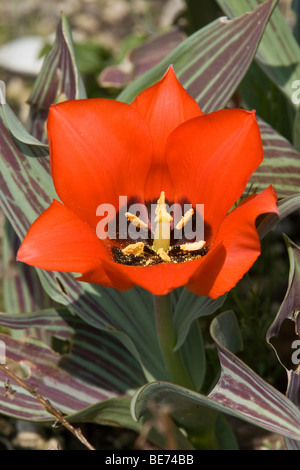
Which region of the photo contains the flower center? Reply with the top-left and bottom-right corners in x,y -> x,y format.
112,191 -> 208,266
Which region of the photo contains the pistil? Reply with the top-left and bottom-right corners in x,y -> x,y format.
153,191 -> 173,253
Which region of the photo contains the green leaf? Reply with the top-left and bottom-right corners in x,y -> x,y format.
217,0 -> 300,106
0,306 -> 195,448
67,397 -> 141,430
210,310 -> 243,355
214,1 -> 300,197
2,218 -> 55,316
68,397 -> 195,450
0,308 -> 145,421
250,118 -> 300,198
132,311 -> 300,443
178,319 -> 206,392
118,0 -> 276,112
293,105 -> 300,151
0,104 -> 47,147
173,289 -> 227,350
292,0 -> 300,44
27,12 -> 87,142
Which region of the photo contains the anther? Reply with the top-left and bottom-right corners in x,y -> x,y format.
157,248 -> 171,262
122,242 -> 145,256
125,212 -> 148,230
175,208 -> 194,230
180,240 -> 206,251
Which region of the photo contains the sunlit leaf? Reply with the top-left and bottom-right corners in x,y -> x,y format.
293,105 -> 300,152
217,0 -> 300,106
248,117 -> 300,197
3,219 -> 55,316
132,311 -> 300,442
27,13 -> 87,142
118,0 -> 275,113
0,308 -> 144,421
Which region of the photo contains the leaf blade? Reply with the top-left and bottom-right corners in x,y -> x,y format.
118,0 -> 276,113
132,311 -> 300,441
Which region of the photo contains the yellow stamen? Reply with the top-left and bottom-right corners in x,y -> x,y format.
180,240 -> 206,251
153,191 -> 173,253
175,208 -> 194,230
157,248 -> 171,262
125,212 -> 148,230
122,242 -> 145,256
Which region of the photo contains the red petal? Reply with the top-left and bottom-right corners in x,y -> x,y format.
47,99 -> 153,230
98,257 -> 204,296
166,109 -> 263,238
186,186 -> 278,298
131,66 -> 203,200
17,200 -> 114,287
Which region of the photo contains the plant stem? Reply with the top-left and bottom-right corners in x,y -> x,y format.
153,294 -> 194,389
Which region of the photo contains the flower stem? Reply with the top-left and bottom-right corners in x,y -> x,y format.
153,294 -> 194,389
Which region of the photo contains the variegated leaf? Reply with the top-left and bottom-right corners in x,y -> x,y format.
0,308 -> 144,420
3,219 -> 55,316
249,118 -> 300,197
27,12 -> 87,142
217,0 -> 300,106
118,0 -> 276,113
132,312 -> 300,442
266,235 -> 300,449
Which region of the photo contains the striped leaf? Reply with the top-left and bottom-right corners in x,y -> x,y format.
27,12 -> 87,142
217,0 -> 300,106
3,218 -> 55,316
118,0 -> 276,113
132,311 -> 300,442
266,235 -> 300,449
0,308 -> 144,421
266,235 -> 300,347
0,104 -> 46,147
215,1 -> 300,197
286,372 -> 300,450
0,308 -> 195,448
249,117 -> 300,197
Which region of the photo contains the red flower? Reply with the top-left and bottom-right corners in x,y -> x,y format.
17,67 -> 278,299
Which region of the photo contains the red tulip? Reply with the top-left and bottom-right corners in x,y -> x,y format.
17,67 -> 278,299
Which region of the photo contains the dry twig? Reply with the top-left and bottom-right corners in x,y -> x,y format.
0,364 -> 95,450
